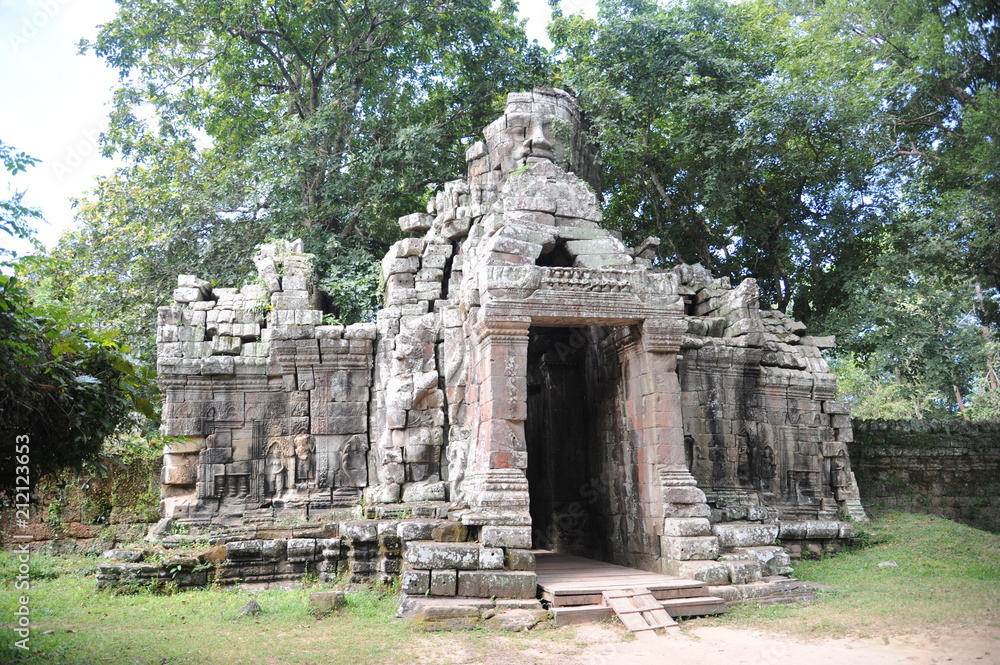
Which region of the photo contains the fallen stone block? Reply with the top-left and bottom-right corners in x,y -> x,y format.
309,591 -> 346,615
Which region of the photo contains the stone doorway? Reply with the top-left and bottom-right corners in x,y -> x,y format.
525,325 -> 640,567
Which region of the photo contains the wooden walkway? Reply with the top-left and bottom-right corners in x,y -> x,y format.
534,551 -> 726,629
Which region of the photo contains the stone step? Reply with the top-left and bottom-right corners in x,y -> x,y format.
660,535 -> 720,561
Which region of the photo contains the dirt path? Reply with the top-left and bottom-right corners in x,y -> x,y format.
418,623 -> 1000,665
572,625 -> 999,665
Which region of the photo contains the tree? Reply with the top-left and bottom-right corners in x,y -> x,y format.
0,144 -> 153,491
550,0 -> 998,417
549,0 -> 890,315
26,0 -> 552,365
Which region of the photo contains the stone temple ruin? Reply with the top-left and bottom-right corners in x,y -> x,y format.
119,88 -> 868,619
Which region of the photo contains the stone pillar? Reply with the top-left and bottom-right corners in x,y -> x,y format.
640,319 -> 711,520
462,315 -> 532,528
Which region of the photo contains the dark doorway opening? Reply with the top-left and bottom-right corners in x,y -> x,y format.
526,326 -> 615,561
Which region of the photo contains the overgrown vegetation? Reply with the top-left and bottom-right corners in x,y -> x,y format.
0,141 -> 156,491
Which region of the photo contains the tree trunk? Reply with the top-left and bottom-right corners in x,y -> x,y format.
953,384 -> 970,421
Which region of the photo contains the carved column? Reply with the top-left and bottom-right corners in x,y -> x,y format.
640,319 -> 711,519
461,315 -> 532,527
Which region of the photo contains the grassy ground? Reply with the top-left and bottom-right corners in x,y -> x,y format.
702,511 -> 1000,638
2,512 -> 998,663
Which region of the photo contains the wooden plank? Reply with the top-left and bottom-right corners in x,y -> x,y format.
546,588 -> 712,607
652,586 -> 712,600
537,571 -> 666,581
540,576 -> 702,589
644,607 -> 677,628
606,597 -> 645,615
550,605 -> 614,626
603,587 -> 648,599
659,597 -> 727,618
541,580 -> 703,594
618,611 -> 654,632
633,594 -> 663,611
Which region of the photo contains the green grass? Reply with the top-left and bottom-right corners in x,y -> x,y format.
3,512 -> 998,662
709,512 -> 1000,638
0,557 -> 420,665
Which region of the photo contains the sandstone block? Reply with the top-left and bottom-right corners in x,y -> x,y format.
408,603 -> 481,631
226,540 -> 263,560
485,608 -> 548,632
430,569 -> 457,596
664,503 -> 711,518
260,540 -> 286,561
201,356 -> 234,375
723,560 -> 762,584
805,520 -> 841,539
778,521 -> 808,539
662,517 -> 711,537
309,590 -> 345,614
286,538 -> 317,562
401,568 -> 430,595
665,560 -> 730,585
399,213 -> 433,233
712,522 -> 779,548
705,585 -> 741,603
456,571 -> 536,599
342,521 -> 378,542
173,287 -> 204,303
431,522 -> 468,543
344,323 -> 377,340
404,542 -> 481,570
480,526 -> 532,549
398,520 -> 440,542
402,481 -> 447,502
479,547 -> 504,570
663,487 -> 708,505
504,549 -> 535,571
660,535 -> 719,561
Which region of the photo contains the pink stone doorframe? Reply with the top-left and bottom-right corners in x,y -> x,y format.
461,313 -> 698,567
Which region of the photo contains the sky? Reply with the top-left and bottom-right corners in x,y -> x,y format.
0,0 -> 597,257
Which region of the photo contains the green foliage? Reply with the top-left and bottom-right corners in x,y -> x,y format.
0,140 -> 42,258
551,0 -> 998,417
0,143 -> 156,492
831,355 -> 940,421
0,269 -> 156,490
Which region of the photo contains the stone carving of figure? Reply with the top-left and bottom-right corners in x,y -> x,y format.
832,450 -> 851,497
265,439 -> 287,496
756,445 -> 776,492
294,434 -> 315,483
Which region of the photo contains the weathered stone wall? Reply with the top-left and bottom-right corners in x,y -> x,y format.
157,241 -> 377,525
676,271 -> 864,525
0,460 -> 160,553
850,420 -> 1000,532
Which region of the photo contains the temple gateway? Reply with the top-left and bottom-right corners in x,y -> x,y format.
142,88 -> 866,618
